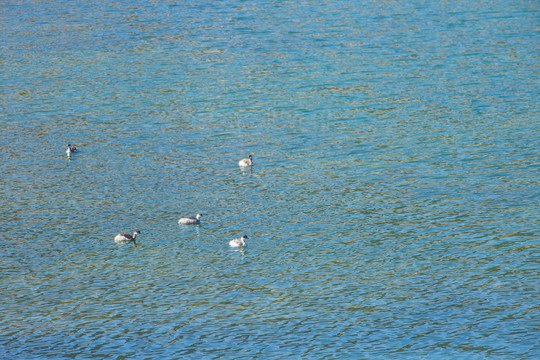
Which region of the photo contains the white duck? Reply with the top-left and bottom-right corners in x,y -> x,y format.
178,213 -> 203,225
114,230 -> 141,243
238,154 -> 253,167
229,234 -> 248,247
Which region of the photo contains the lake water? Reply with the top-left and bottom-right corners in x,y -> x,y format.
1,0 -> 539,358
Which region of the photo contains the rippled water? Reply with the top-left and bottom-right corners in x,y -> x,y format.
1,0 -> 539,358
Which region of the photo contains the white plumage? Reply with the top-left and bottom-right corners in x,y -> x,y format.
178,213 -> 203,225
238,154 -> 253,167
229,234 -> 248,247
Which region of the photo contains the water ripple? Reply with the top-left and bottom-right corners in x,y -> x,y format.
1,0 -> 539,359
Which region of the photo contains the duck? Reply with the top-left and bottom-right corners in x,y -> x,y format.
178,213 -> 203,225
66,144 -> 78,156
114,230 -> 141,243
238,154 -> 253,167
229,234 -> 248,247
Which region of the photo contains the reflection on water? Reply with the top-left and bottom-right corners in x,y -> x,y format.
1,0 -> 538,359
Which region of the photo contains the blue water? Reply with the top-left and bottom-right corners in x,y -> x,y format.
1,0 -> 539,358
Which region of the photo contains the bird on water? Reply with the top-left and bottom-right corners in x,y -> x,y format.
178,213 -> 203,225
66,144 -> 78,157
229,234 -> 248,247
238,154 -> 253,167
114,230 -> 141,243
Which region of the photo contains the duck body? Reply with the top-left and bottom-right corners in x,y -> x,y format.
178,213 -> 203,225
238,154 -> 253,167
115,230 -> 141,243
66,144 -> 78,156
229,234 -> 248,247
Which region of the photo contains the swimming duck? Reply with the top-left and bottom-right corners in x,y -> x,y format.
229,234 -> 248,247
114,230 -> 141,243
66,144 -> 78,156
238,154 -> 253,167
178,213 -> 203,225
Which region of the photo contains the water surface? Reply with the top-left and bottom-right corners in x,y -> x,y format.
1,0 -> 539,358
